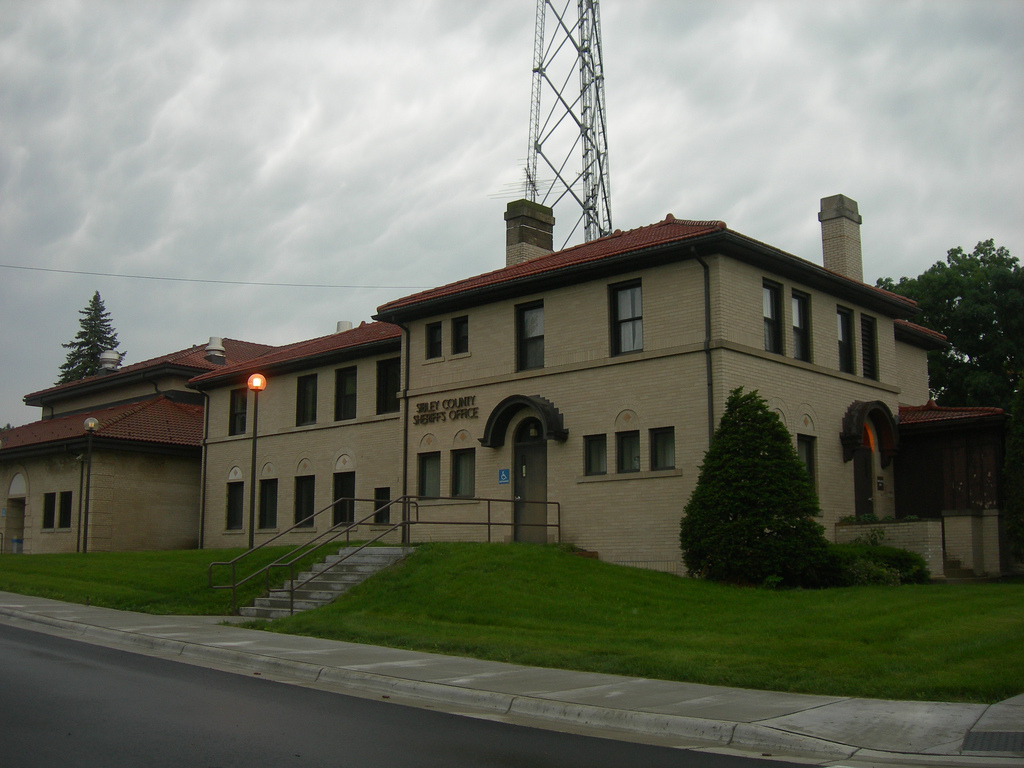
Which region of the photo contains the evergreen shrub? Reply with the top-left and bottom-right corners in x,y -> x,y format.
679,388 -> 836,588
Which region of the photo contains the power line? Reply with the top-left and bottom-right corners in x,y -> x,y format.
0,262 -> 429,291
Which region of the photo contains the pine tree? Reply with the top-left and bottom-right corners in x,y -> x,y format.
57,291 -> 123,384
679,387 -> 835,587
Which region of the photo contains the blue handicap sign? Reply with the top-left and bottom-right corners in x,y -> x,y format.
498,469 -> 510,485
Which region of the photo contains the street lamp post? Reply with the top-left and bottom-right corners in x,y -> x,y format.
82,417 -> 99,553
247,373 -> 267,549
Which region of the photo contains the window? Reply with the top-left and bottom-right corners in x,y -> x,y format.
374,487 -> 391,524
376,358 -> 401,414
42,492 -> 56,529
837,307 -> 855,373
333,472 -> 355,525
295,374 -> 317,426
617,431 -> 640,473
797,435 -> 816,488
425,322 -> 443,359
226,482 -> 244,530
334,366 -> 357,421
584,434 -> 607,476
611,282 -> 643,355
650,427 -> 676,470
861,314 -> 878,380
418,452 -> 441,498
792,291 -> 811,362
228,388 -> 247,435
451,449 -> 475,497
294,475 -> 315,527
259,479 -> 278,529
516,302 -> 544,371
451,315 -> 469,355
763,281 -> 783,354
58,491 -> 73,529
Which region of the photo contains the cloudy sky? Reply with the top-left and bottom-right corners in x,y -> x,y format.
1,0 -> 1021,428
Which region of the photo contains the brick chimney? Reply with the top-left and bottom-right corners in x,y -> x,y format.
505,199 -> 555,267
818,194 -> 863,282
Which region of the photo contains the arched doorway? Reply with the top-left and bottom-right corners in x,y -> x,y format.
513,417 -> 548,543
841,401 -> 898,519
5,473 -> 27,553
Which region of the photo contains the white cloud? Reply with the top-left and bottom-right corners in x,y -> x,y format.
0,0 -> 1020,426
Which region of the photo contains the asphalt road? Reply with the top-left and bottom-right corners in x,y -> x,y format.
0,622 -> 807,768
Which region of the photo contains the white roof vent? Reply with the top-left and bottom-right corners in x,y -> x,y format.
98,349 -> 121,372
204,337 -> 227,365
336,321 -> 353,334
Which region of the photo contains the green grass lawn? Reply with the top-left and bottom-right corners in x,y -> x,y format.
0,546 -> 316,614
2,542 -> 1021,703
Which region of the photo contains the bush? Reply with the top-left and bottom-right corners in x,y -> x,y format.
830,543 -> 931,585
679,388 -> 834,588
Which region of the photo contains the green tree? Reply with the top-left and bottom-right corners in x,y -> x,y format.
57,291 -> 122,384
877,240 -> 1023,411
1004,377 -> 1024,561
679,388 -> 834,587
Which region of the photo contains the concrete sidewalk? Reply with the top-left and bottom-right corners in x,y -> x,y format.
0,591 -> 1020,766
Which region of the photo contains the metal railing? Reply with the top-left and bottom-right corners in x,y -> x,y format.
209,494 -> 561,613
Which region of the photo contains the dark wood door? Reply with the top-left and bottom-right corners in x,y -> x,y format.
514,420 -> 548,543
854,447 -> 874,518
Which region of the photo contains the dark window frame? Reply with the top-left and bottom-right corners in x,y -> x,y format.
295,373 -> 318,426
58,490 -> 73,529
584,434 -> 607,476
333,471 -> 355,525
425,321 -> 443,359
418,451 -> 441,498
516,301 -> 545,371
837,306 -> 855,374
334,366 -> 357,421
650,427 -> 676,471
763,280 -> 783,354
226,482 -> 244,530
451,315 -> 469,355
42,492 -> 56,529
228,388 -> 247,436
259,478 -> 278,529
861,314 -> 878,380
616,430 -> 641,473
451,448 -> 476,498
294,475 -> 316,527
373,487 -> 391,524
797,434 -> 817,489
791,290 -> 812,362
610,281 -> 643,356
376,358 -> 401,414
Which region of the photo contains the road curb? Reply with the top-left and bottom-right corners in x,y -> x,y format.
3,606 -> 1022,766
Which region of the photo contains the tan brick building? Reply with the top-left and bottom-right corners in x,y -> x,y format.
0,339 -> 271,553
194,195 -> 1013,575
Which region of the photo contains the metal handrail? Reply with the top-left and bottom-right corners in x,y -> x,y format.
281,495 -> 563,612
210,494 -> 561,613
208,494 -> 414,610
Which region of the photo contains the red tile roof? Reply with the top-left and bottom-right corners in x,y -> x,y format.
894,319 -> 947,345
377,216 -> 728,314
189,321 -> 401,387
24,338 -> 275,403
375,214 -> 919,320
899,400 -> 1005,425
0,396 -> 204,452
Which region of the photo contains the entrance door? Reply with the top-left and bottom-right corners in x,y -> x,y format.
513,418 -> 548,543
854,423 -> 876,518
5,497 -> 25,553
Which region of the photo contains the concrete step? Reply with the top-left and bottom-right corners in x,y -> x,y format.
239,546 -> 414,618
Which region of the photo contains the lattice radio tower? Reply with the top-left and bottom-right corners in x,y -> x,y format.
525,0 -> 612,244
